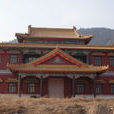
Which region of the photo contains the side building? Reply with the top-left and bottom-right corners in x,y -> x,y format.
0,25 -> 114,98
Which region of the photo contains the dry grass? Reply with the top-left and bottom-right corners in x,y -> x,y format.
0,97 -> 113,114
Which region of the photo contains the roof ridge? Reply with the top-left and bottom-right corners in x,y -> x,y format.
30,26 -> 74,30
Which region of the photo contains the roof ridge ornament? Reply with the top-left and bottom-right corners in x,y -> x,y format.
73,26 -> 76,30
73,26 -> 79,37
28,25 -> 32,34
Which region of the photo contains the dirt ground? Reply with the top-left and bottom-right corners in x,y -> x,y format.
0,97 -> 113,114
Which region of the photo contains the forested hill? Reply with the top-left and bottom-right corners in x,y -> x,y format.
9,28 -> 114,45
78,28 -> 114,45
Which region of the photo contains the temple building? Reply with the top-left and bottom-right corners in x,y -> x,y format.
0,25 -> 114,98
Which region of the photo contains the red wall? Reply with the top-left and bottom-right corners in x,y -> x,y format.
21,76 -> 40,94
0,53 -> 9,69
0,75 -> 114,96
0,74 -> 18,94
0,53 -> 22,69
90,53 -> 114,71
0,50 -> 114,96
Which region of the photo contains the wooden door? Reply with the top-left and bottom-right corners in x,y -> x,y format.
48,78 -> 64,98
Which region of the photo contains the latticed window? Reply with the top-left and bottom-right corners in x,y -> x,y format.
25,57 -> 36,63
27,83 -> 35,93
110,84 -> 114,94
77,84 -> 84,94
10,55 -> 17,64
96,84 -> 103,94
109,56 -> 114,66
94,56 -> 102,66
8,82 -> 16,93
28,57 -> 36,62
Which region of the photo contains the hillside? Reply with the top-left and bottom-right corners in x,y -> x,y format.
0,97 -> 113,114
78,28 -> 114,45
9,28 -> 114,45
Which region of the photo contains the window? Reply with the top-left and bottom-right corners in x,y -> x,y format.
94,56 -> 102,66
96,84 -> 103,94
10,55 -> 17,64
109,56 -> 114,66
25,57 -> 36,63
110,84 -> 114,94
28,57 -> 36,62
74,55 -> 87,63
77,84 -> 84,94
27,83 -> 35,93
8,82 -> 16,93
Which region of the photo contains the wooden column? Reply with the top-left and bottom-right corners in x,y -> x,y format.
89,81 -> 92,95
18,73 -> 21,97
40,75 -> 43,97
86,52 -> 90,64
93,76 -> 96,98
72,75 -> 75,97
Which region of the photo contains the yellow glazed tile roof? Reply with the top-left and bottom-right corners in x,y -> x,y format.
16,26 -> 93,39
8,64 -> 108,73
8,48 -> 108,73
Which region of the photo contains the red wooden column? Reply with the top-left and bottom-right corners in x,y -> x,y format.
18,73 -> 22,97
40,75 -> 43,97
87,51 -> 90,65
72,75 -> 75,97
93,76 -> 96,98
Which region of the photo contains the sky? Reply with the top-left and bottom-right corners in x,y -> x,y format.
0,0 -> 114,42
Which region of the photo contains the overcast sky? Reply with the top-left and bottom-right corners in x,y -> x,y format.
0,0 -> 114,42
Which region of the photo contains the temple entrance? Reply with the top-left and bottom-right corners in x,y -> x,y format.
48,78 -> 64,98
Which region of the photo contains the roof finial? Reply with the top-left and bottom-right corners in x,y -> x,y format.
73,26 -> 76,30
28,25 -> 32,34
